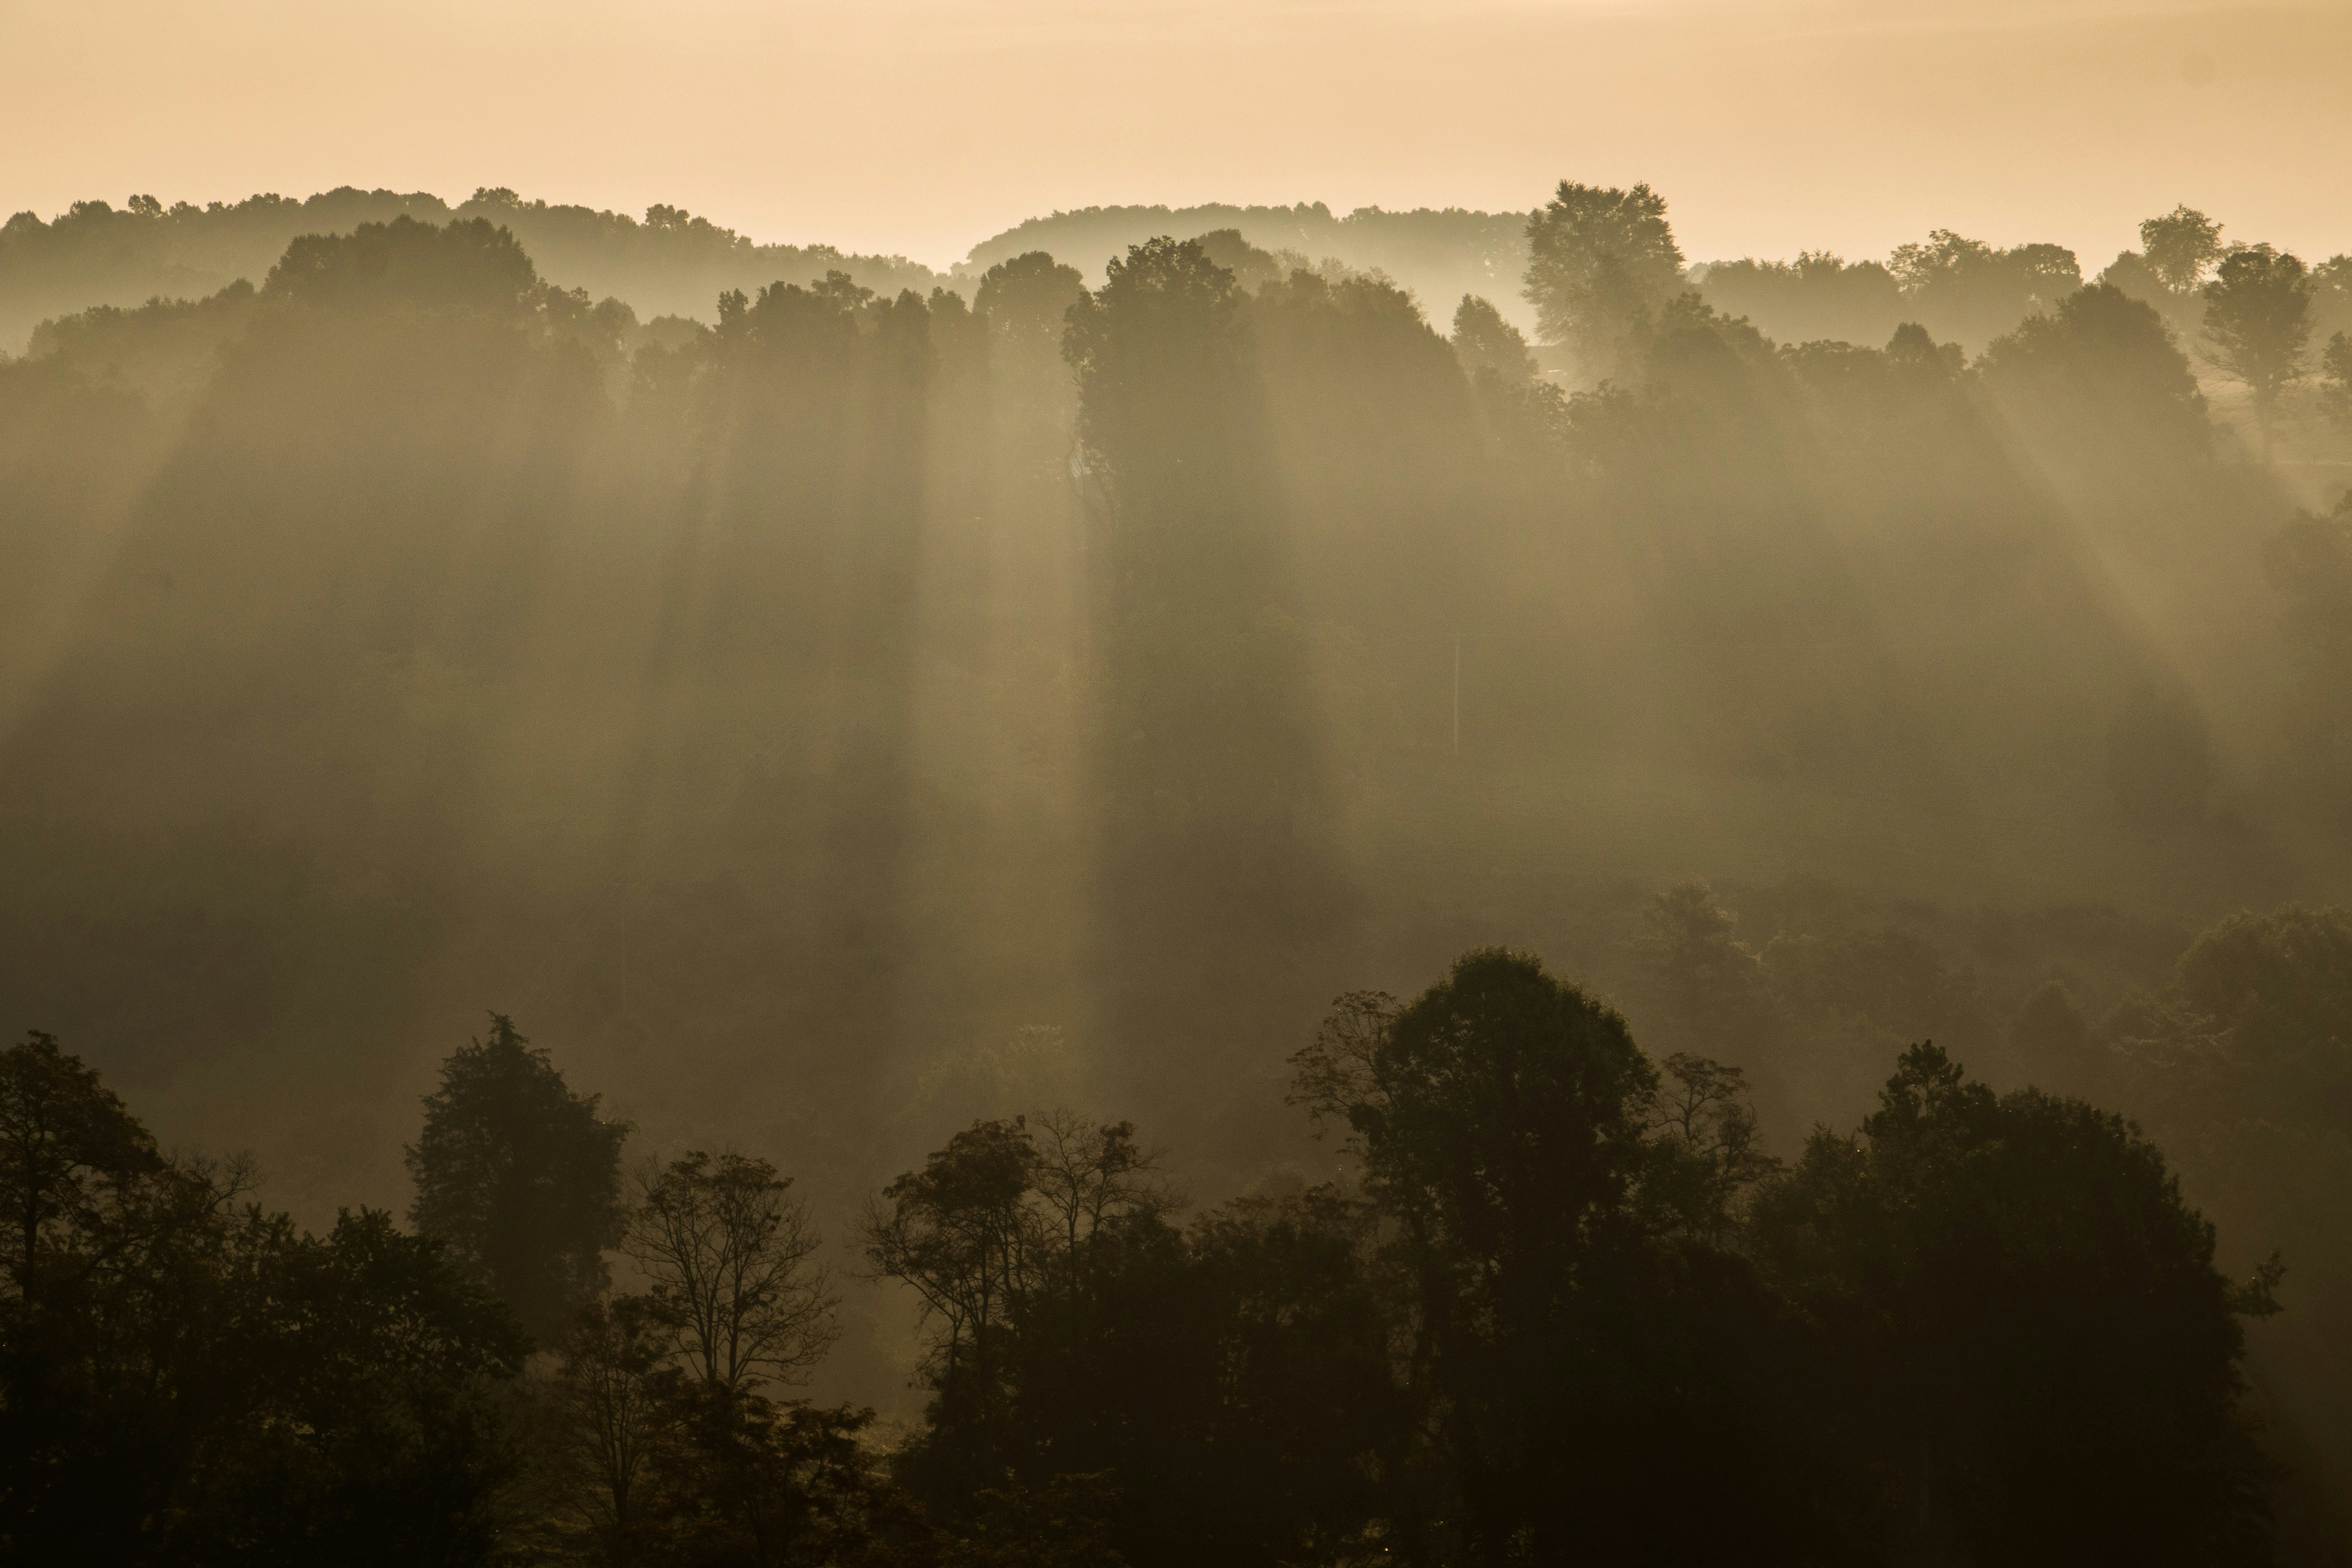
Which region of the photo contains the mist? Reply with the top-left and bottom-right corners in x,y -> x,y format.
7,8 -> 2352,1559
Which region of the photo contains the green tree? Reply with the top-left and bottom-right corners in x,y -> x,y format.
1521,180 -> 1684,371
406,1013 -> 629,1347
1750,1042 -> 2278,1565
2142,205 -> 2227,296
2202,244 -> 2314,459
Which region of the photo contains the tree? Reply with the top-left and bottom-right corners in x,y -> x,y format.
1750,1042 -> 2278,1565
535,1153 -> 879,1568
201,1207 -> 530,1568
265,214 -> 544,318
0,1034 -> 526,1568
1293,949 -> 1805,1562
868,1113 -> 1403,1568
975,251 -> 1086,351
863,1117 -> 1037,1489
2202,243 -> 2314,459
1642,1051 -> 1781,1242
1978,281 -> 2210,457
1625,880 -> 1783,1076
0,1030 -> 167,1305
544,1295 -> 671,1563
976,250 -> 1088,448
2142,205 -> 2227,296
407,1012 -> 629,1347
1521,180 -> 1684,371
1448,294 -> 1537,383
1888,229 -> 2082,349
1060,237 -> 1348,1109
625,1150 -> 836,1397
2322,330 -> 2352,429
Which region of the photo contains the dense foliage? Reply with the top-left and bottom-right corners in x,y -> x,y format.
0,930 -> 2302,1564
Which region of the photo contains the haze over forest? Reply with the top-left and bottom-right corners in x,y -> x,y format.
7,15 -> 2352,1557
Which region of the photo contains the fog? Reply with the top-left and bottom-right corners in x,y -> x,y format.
7,6 -> 2352,1561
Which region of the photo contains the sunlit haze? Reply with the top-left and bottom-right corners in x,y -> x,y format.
9,0 -> 2352,1558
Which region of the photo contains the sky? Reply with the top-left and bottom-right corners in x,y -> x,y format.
5,0 -> 2347,270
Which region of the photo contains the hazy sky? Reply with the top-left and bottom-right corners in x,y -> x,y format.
7,0 -> 2347,270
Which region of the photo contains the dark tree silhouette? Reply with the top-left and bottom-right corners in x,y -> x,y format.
1449,293 -> 1537,383
2142,205 -> 2227,296
1521,180 -> 1684,372
625,1149 -> 837,1395
1751,1042 -> 2280,1565
0,1034 -> 524,1566
1292,949 -> 1819,1562
2203,244 -> 2314,458
407,1013 -> 629,1347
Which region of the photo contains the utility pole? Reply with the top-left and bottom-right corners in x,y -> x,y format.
1452,634 -> 1461,756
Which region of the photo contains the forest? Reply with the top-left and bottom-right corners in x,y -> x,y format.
3,177 -> 2352,1564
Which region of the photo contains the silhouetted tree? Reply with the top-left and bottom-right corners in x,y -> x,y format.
975,251 -> 1086,353
1695,250 -> 1905,347
1448,293 -> 1537,383
1888,229 -> 2081,349
0,1033 -> 526,1567
544,1295 -> 671,1563
868,1111 -> 1404,1568
2143,205 -> 2227,296
2321,329 -> 2352,429
2203,244 -> 2314,458
1522,180 -> 1684,372
1750,1042 -> 2279,1565
1979,281 -> 2210,458
0,1030 -> 168,1302
625,1150 -> 837,1395
1293,949 -> 1814,1562
407,1012 -> 630,1347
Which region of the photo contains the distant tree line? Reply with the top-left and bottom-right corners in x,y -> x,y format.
1688,198 -> 2352,452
